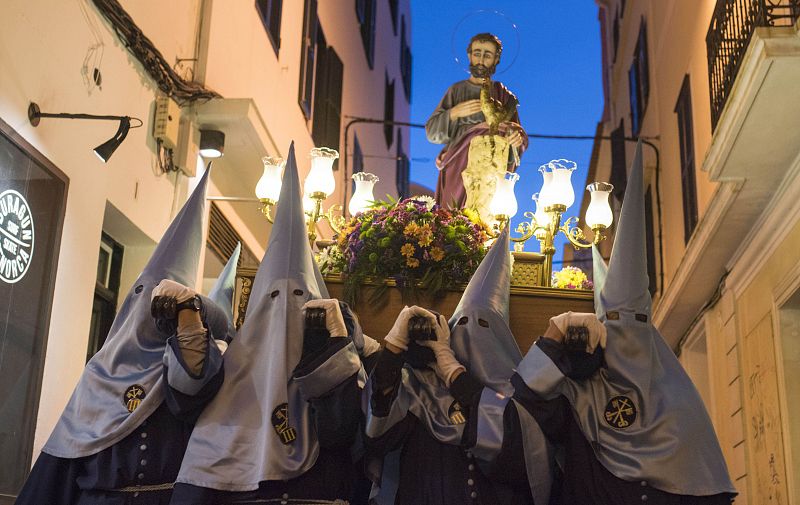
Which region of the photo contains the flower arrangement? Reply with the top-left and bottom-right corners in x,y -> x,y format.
551,266 -> 593,290
327,196 -> 491,304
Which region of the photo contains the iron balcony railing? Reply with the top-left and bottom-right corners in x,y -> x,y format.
706,0 -> 800,130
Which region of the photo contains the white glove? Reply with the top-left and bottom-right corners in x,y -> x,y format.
385,305 -> 434,351
361,334 -> 382,357
152,279 -> 196,304
420,313 -> 465,387
303,299 -> 347,337
549,311 -> 607,352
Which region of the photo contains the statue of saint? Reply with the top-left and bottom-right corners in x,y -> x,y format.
426,32 -> 528,218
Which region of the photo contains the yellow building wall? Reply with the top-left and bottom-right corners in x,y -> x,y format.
711,212 -> 800,504
734,218 -> 800,504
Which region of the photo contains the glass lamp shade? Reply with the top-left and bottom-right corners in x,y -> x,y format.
585,182 -> 614,228
302,192 -> 316,214
532,193 -> 551,227
349,172 -> 379,216
304,147 -> 339,197
548,159 -> 577,209
537,164 -> 555,208
255,156 -> 286,201
489,171 -> 519,218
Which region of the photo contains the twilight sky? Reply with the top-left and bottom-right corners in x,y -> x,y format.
408,0 -> 604,256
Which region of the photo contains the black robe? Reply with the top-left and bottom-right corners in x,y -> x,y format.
169,318 -> 379,505
14,320 -> 226,505
365,349 -> 535,505
513,338 -> 735,505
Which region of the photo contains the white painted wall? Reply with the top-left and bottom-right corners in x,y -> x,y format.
0,0 -> 410,462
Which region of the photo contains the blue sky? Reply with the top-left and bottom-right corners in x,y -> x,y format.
408,0 -> 604,256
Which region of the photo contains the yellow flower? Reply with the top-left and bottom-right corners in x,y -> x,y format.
400,243 -> 415,257
430,246 -> 445,262
416,223 -> 433,247
462,208 -> 482,224
404,222 -> 419,236
406,257 -> 420,268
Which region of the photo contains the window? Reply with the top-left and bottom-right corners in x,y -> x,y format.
396,129 -> 410,198
778,289 -> 800,505
311,27 -> 344,161
644,187 -> 658,296
355,0 -> 377,68
628,20 -> 650,135
388,0 -> 399,34
400,16 -> 412,102
298,0 -> 318,118
88,233 -> 123,361
384,73 -> 395,148
255,0 -> 283,55
0,117 -> 68,498
675,75 -> 698,242
610,119 -> 628,206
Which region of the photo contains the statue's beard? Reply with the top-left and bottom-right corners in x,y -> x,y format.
469,63 -> 496,78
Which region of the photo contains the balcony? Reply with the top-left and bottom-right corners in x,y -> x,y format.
655,3 -> 800,345
707,0 -> 800,130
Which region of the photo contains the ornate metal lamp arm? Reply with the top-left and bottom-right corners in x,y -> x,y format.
321,204 -> 345,235
260,198 -> 276,224
558,216 -> 594,249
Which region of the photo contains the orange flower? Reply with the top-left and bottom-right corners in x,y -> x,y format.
400,243 -> 415,257
406,257 -> 420,268
430,246 -> 445,262
403,222 -> 419,236
416,223 -> 433,247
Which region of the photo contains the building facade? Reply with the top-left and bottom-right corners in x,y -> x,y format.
0,0 -> 411,499
584,1 -> 800,503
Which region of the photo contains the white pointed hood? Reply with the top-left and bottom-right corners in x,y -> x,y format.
555,142 -> 736,496
599,142 -> 650,320
207,242 -> 240,341
43,167 -> 210,458
450,226 -> 521,395
177,143 -> 333,490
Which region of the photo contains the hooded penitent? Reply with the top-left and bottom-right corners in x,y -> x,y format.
176,143 -> 359,491
43,167 -> 210,459
540,143 -> 735,496
366,227 -> 554,505
207,242 -> 240,342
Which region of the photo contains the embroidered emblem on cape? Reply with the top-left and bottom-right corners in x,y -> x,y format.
124,384 -> 146,413
448,401 -> 466,425
271,403 -> 297,444
604,395 -> 637,429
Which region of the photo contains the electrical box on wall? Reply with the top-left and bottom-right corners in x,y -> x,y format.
153,96 -> 181,149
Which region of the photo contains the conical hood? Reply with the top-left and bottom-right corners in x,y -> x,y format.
600,141 -> 651,318
208,242 -> 240,328
592,244 -> 608,318
42,166 -> 210,458
252,142 -> 328,304
175,143 -> 330,485
450,225 -> 512,323
449,225 -> 520,395
140,166 -> 210,287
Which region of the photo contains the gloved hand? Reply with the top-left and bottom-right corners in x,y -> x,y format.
385,305 -> 435,351
302,299 -> 347,337
419,313 -> 465,387
548,311 -> 607,353
361,334 -> 382,357
152,279 -> 197,304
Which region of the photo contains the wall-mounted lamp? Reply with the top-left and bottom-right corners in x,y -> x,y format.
28,102 -> 141,163
199,129 -> 225,158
